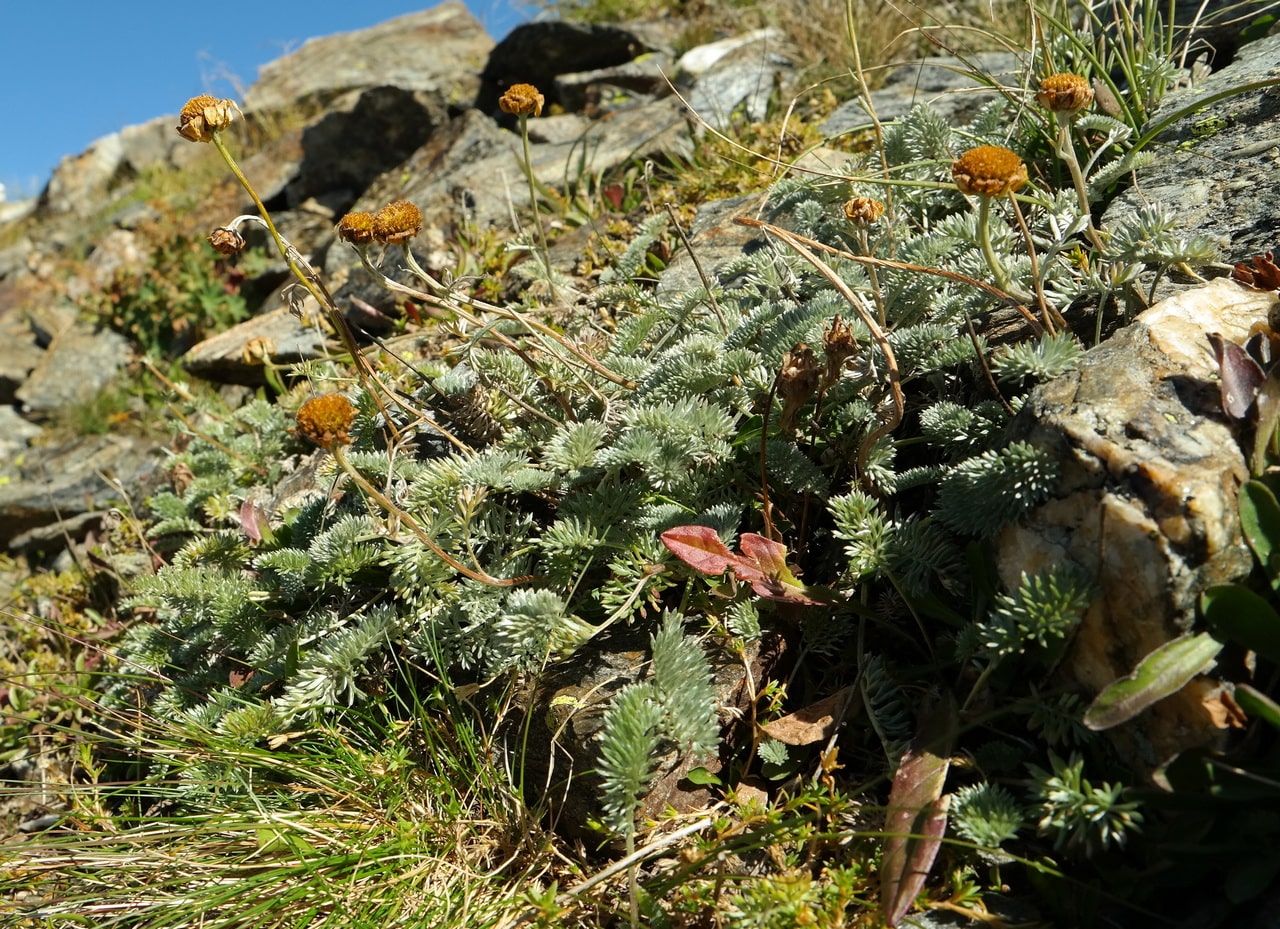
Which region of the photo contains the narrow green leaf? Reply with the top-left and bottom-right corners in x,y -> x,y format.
1202,583 -> 1280,663
683,766 -> 722,786
1239,481 -> 1280,585
1235,683 -> 1280,731
1083,633 -> 1222,731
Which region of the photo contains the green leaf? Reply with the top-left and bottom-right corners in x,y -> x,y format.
1083,633 -> 1222,731
1236,683 -> 1280,730
683,766 -> 722,786
1239,481 -> 1280,586
1202,584 -> 1280,663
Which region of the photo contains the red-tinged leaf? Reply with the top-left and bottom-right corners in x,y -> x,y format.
240,498 -> 264,544
881,694 -> 956,929
1208,332 -> 1266,420
738,533 -> 790,577
661,526 -> 737,576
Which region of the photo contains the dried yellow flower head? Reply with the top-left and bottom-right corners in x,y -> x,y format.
1036,73 -> 1094,116
498,83 -> 545,117
207,226 -> 246,256
177,95 -> 239,143
843,196 -> 885,225
337,211 -> 377,245
296,394 -> 356,449
951,145 -> 1028,198
372,200 -> 423,246
241,336 -> 275,366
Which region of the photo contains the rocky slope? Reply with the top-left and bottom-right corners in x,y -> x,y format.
1,0 -> 1278,790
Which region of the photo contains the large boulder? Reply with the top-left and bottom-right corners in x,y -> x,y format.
243,2 -> 491,115
998,277 -> 1268,773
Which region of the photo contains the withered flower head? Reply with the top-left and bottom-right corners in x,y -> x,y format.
337,211 -> 377,245
208,226 -> 246,256
498,83 -> 545,117
822,315 -> 858,387
1036,73 -> 1094,116
296,394 -> 356,450
177,95 -> 239,143
843,196 -> 885,225
951,145 -> 1028,198
778,343 -> 820,435
371,200 -> 423,246
241,336 -> 275,366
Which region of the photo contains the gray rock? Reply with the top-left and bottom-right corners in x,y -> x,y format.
677,29 -> 793,130
0,405 -> 43,464
555,52 -> 675,117
0,432 -> 163,548
14,323 -> 132,417
243,2 -> 491,115
285,86 -> 446,214
118,114 -> 204,176
351,98 -> 691,246
182,302 -> 329,385
656,193 -> 772,296
38,133 -> 126,218
1101,32 -> 1280,302
997,277 -> 1268,775
822,51 -> 1024,136
479,20 -> 654,115
0,311 -> 44,404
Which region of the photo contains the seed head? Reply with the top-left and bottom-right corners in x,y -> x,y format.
499,83 -> 545,117
1036,73 -> 1094,117
372,200 -> 423,246
951,145 -> 1028,198
177,95 -> 239,143
208,226 -> 246,256
843,196 -> 885,225
337,211 -> 377,245
296,394 -> 356,450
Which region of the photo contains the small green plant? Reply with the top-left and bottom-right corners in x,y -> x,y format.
86,232 -> 248,358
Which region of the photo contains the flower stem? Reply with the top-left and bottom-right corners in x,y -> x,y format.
518,113 -> 559,303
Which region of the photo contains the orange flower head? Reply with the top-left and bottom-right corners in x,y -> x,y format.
951,145 -> 1028,198
499,83 -> 545,117
371,200 -> 423,246
1036,73 -> 1094,116
296,394 -> 356,450
177,95 -> 238,143
337,211 -> 377,245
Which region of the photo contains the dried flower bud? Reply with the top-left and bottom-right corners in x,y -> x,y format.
778,343 -> 820,435
951,145 -> 1028,198
498,83 -> 545,117
177,95 -> 239,143
296,394 -> 356,450
337,211 -> 377,245
241,336 -> 275,366
208,226 -> 246,256
843,197 -> 885,225
371,200 -> 423,246
821,315 -> 858,388
1036,73 -> 1094,117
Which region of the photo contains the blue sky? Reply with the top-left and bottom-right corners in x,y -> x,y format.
0,1 -> 528,200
